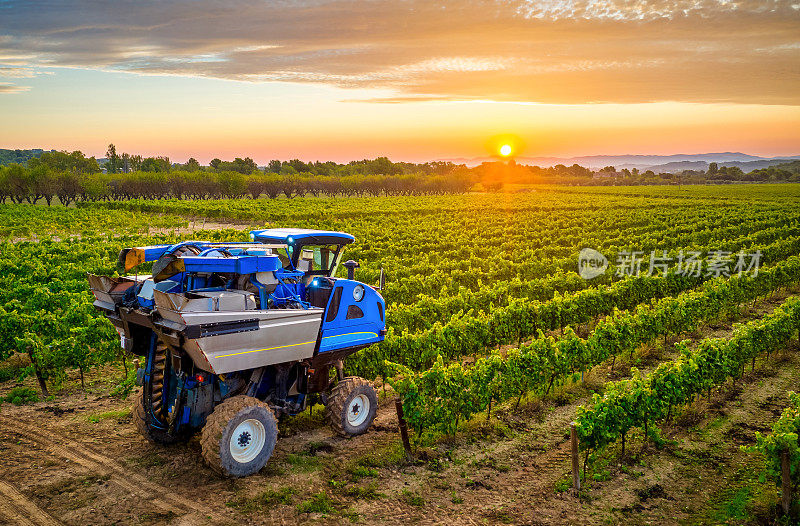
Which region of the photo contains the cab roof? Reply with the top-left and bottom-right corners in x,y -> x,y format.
250,228 -> 355,245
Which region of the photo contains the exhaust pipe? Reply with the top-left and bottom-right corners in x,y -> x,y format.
343,260 -> 359,280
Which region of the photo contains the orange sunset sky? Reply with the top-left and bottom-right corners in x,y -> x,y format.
1,0 -> 799,163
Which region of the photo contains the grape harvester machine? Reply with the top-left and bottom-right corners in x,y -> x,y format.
88,228 -> 385,476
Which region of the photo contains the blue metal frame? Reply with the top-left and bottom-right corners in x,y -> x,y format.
318,279 -> 385,353
249,228 -> 355,245
178,254 -> 282,274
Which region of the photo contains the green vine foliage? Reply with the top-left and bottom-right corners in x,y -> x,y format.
388,258 -> 800,439
576,296 -> 800,455
354,243 -> 800,380
745,392 -> 800,507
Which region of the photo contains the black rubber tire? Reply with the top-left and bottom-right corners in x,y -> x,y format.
200,395 -> 278,477
325,376 -> 378,437
132,388 -> 182,445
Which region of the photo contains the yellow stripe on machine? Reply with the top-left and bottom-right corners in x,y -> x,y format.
322,332 -> 379,340
217,332 -> 379,359
217,341 -> 316,358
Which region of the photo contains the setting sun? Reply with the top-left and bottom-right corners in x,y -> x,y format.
499,144 -> 512,156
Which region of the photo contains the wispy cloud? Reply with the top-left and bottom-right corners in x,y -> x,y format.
0,66 -> 36,78
0,0 -> 797,104
0,83 -> 30,93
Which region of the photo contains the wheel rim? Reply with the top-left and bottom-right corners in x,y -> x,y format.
229,419 -> 266,463
346,394 -> 370,427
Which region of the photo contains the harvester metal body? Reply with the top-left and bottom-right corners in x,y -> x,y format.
89,228 -> 385,476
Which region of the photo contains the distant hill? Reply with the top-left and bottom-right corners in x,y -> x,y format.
644,158 -> 800,173
0,148 -> 54,166
439,152 -> 800,170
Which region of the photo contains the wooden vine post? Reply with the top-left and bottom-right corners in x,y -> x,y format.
571,422 -> 581,496
395,398 -> 413,461
781,448 -> 791,516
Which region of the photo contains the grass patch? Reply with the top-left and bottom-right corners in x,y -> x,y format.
296,491 -> 334,514
401,489 -> 424,506
711,485 -> 754,522
706,414 -> 728,431
226,487 -> 295,512
343,483 -> 383,500
348,465 -> 378,482
0,365 -> 27,383
352,441 -> 405,469
339,509 -> 361,522
87,408 -> 131,423
2,386 -> 38,405
554,474 -> 572,493
286,453 -> 322,472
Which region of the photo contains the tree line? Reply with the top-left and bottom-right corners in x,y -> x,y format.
2,145 -> 798,205
474,159 -> 800,185
0,150 -> 475,205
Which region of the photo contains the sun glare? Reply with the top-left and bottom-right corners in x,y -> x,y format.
499,144 -> 512,156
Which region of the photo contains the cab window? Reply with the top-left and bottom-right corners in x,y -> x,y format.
298,245 -> 342,275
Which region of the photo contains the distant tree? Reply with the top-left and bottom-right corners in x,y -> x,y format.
0,148 -> 48,167
722,166 -> 744,178
184,157 -> 201,171
621,168 -> 632,177
707,162 -> 718,175
568,164 -> 592,177
106,144 -> 121,174
129,154 -> 143,172
231,157 -> 258,174
140,156 -> 171,172
32,150 -> 100,174
210,158 -> 222,171
267,160 -> 281,173
287,159 -> 309,173
599,166 -> 616,173
280,164 -> 299,175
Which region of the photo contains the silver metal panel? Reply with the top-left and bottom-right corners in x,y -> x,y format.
153,290 -> 256,318
171,308 -> 324,374
88,273 -> 146,306
92,298 -> 116,312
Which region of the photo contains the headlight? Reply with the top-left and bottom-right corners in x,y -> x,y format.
249,232 -> 255,241
353,284 -> 365,302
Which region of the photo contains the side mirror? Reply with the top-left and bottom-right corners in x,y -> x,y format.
343,260 -> 360,280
